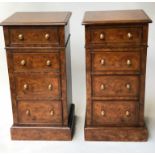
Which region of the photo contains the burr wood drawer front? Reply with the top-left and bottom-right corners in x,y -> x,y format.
15,74 -> 61,100
92,51 -> 140,72
88,26 -> 142,44
9,26 -> 59,47
92,75 -> 139,98
92,101 -> 138,126
17,100 -> 62,125
13,52 -> 60,72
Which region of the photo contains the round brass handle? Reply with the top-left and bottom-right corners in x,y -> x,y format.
26,109 -> 30,116
45,33 -> 50,40
126,83 -> 131,90
126,111 -> 130,117
100,33 -> 105,40
46,60 -> 51,66
100,84 -> 105,90
101,110 -> 105,116
48,84 -> 53,90
23,84 -> 28,90
100,59 -> 105,65
18,34 -> 24,40
126,59 -> 132,66
20,60 -> 26,66
50,110 -> 54,116
127,32 -> 132,39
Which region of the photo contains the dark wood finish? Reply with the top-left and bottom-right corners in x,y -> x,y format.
83,10 -> 152,141
1,12 -> 75,140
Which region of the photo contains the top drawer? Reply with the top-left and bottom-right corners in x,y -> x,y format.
4,26 -> 69,47
87,26 -> 142,45
9,27 -> 58,47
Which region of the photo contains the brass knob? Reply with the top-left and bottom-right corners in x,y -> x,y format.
46,60 -> 51,66
126,111 -> 130,117
26,109 -> 30,116
126,83 -> 131,90
23,84 -> 28,90
45,33 -> 50,40
100,59 -> 105,65
127,32 -> 132,39
50,110 -> 54,116
20,60 -> 26,66
100,84 -> 105,90
48,84 -> 53,90
100,33 -> 105,40
126,59 -> 131,66
18,34 -> 24,40
101,110 -> 105,116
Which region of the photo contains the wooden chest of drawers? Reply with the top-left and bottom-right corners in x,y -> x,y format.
83,10 -> 152,141
1,12 -> 75,140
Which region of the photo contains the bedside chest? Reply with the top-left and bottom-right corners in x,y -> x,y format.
1,12 -> 75,140
82,10 -> 152,141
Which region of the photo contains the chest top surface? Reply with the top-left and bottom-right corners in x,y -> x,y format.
0,12 -> 71,26
82,10 -> 152,25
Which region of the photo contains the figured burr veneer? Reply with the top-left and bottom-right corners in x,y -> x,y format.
83,10 -> 152,141
1,12 -> 75,140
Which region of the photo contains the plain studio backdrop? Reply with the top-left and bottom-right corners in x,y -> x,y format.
0,2 -> 155,153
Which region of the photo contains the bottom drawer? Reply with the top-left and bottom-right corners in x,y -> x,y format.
17,101 -> 62,125
93,101 -> 138,126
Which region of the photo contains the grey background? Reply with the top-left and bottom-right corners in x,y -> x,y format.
0,2 -> 155,153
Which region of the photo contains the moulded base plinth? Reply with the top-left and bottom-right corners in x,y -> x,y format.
85,123 -> 148,141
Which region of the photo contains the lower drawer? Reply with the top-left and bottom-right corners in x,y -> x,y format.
92,101 -> 138,126
17,100 -> 62,125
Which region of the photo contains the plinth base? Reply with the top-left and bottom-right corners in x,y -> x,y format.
85,124 -> 148,141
